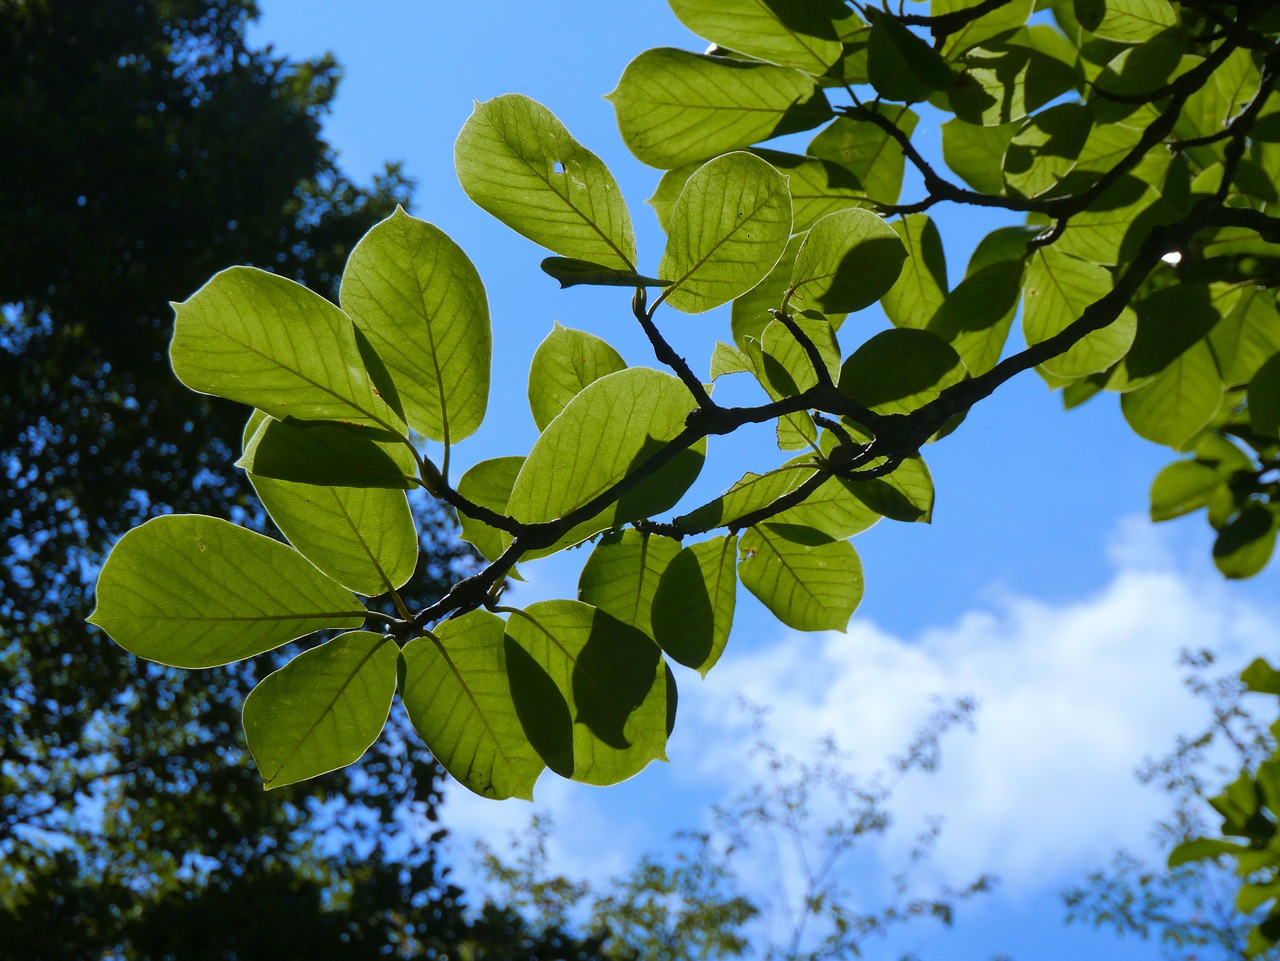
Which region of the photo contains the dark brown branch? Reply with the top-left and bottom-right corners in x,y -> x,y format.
774,308 -> 836,391
636,287 -> 715,409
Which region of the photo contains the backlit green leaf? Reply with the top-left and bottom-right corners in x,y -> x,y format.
1023,246 -> 1137,379
504,600 -> 670,785
455,94 -> 636,270
866,8 -> 955,101
790,208 -> 906,314
808,105 -> 918,205
506,368 -> 705,555
340,208 -> 491,444
751,148 -> 868,233
660,152 -> 792,313
170,267 -> 404,433
1003,102 -> 1093,199
1213,505 -> 1277,579
400,611 -> 544,800
88,515 -> 365,669
456,456 -> 525,562
934,0 -> 1034,56
1073,0 -> 1178,44
652,535 -> 737,676
678,461 -> 818,532
540,257 -> 670,289
948,32 -> 1079,126
839,328 -> 966,414
759,313 -> 841,397
579,530 -> 681,637
883,214 -> 948,330
243,631 -> 398,790
928,225 -> 1034,375
1150,460 -> 1226,522
732,233 -> 807,348
237,417 -> 417,490
1249,354 -> 1280,439
942,119 -> 1017,193
608,48 -> 832,169
739,524 -> 862,631
528,323 -> 628,432
669,0 -> 843,74
1121,342 -> 1223,448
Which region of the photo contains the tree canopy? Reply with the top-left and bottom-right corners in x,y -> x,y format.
0,2 -> 616,956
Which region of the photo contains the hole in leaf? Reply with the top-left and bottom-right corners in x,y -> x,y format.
553,160 -> 566,174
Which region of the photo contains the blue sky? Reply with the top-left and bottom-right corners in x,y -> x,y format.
247,3 -> 1280,958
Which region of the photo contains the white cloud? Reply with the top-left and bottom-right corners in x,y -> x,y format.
684,517 -> 1276,893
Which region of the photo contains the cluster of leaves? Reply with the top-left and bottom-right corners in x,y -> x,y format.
1170,659 -> 1280,957
89,0 -> 1280,805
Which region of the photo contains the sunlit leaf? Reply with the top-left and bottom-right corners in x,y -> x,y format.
455,94 -> 636,270
839,328 -> 966,414
400,611 -> 545,800
669,0 -> 843,74
579,529 -> 681,640
1249,354 -> 1280,439
608,47 -> 832,169
1121,342 -> 1223,449
340,208 -> 491,444
808,105 -> 918,205
1023,246 -> 1136,379
933,0 -> 1034,56
652,535 -> 737,676
540,257 -> 671,289
660,152 -> 792,313
506,368 -> 705,556
504,600 -> 670,785
237,417 -> 417,490
527,322 -> 627,432
243,631 -> 398,790
170,267 -> 404,433
866,8 -> 955,101
456,456 -> 525,562
1073,0 -> 1178,44
88,515 -> 365,669
789,207 -> 906,314
882,214 -> 948,330
739,524 -> 862,631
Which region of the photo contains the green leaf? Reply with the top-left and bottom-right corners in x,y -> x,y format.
1119,285 -> 1221,387
608,48 -> 832,169
339,208 -> 491,444
808,105 -> 918,205
1023,246 -> 1137,379
948,32 -> 1080,126
789,208 -> 906,314
456,456 -> 525,562
506,368 -> 705,556
170,267 -> 405,433
88,514 -> 365,668
942,119 -> 1018,193
739,524 -> 862,631
1242,658 -> 1280,695
504,600 -> 670,785
659,152 -> 793,314
1003,102 -> 1093,199
1213,505 -> 1277,579
243,631 -> 398,790
1250,355 -> 1280,439
751,148 -> 868,233
579,530 -> 681,638
759,313 -> 842,397
1121,342 -> 1223,449
1175,47 -> 1259,143
400,611 -> 545,800
771,467 -> 884,537
711,340 -> 758,380
732,233 -> 808,348
652,535 -> 738,676
847,454 -> 935,523
1073,0 -> 1178,44
669,0 -> 843,74
237,417 -> 417,489
540,257 -> 670,289
528,322 -> 628,432
866,8 -> 955,101
882,215 -> 948,329
678,461 -> 819,532
455,94 -> 636,270
933,0 -> 1034,56
1167,836 -> 1247,868
839,328 -> 967,414
1150,460 -> 1225,522
928,225 -> 1034,376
